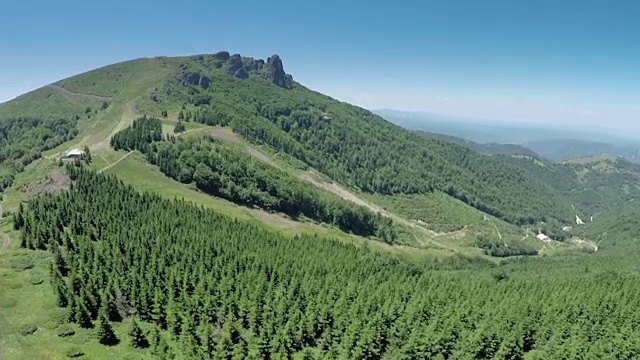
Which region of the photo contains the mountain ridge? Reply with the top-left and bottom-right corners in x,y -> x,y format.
2,51 -> 636,244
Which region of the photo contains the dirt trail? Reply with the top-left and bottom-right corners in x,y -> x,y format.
98,151 -> 134,174
47,85 -> 113,101
167,127 -> 460,251
296,173 -> 455,249
92,101 -> 139,151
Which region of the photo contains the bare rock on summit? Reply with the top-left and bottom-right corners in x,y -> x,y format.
181,71 -> 211,89
233,68 -> 249,79
226,54 -> 244,76
263,54 -> 293,88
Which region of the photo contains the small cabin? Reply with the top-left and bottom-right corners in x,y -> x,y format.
62,148 -> 85,159
536,232 -> 550,242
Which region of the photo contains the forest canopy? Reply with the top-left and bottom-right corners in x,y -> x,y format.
15,165 -> 640,359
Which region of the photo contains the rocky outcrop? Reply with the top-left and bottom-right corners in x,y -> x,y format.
263,55 -> 293,88
213,51 -> 230,61
248,59 -> 265,71
181,71 -> 211,89
198,76 -> 210,89
233,68 -> 249,79
226,54 -> 244,76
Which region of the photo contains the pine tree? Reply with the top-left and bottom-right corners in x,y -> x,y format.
173,121 -> 186,134
178,111 -> 184,120
14,203 -> 25,230
97,299 -> 118,345
129,319 -> 149,348
75,302 -> 93,329
82,146 -> 92,163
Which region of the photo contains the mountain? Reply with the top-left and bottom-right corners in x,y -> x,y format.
0,53 -> 580,227
3,52 -> 640,359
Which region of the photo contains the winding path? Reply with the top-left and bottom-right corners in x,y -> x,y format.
97,151 -> 134,174
47,85 -> 114,101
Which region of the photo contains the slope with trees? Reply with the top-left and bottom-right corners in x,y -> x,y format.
111,117 -> 398,242
14,165 -> 640,359
0,117 -> 78,194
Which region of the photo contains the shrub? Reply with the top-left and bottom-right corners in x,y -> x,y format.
18,324 -> 37,335
10,257 -> 35,271
65,346 -> 84,358
29,271 -> 46,285
57,324 -> 76,337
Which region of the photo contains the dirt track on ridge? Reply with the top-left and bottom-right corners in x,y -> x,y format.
47,85 -> 113,101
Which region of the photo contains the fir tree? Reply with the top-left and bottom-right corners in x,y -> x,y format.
129,319 -> 149,348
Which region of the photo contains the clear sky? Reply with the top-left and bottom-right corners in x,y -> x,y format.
2,0 -> 639,133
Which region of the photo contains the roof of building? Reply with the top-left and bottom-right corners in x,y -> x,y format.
64,148 -> 85,156
536,233 -> 549,240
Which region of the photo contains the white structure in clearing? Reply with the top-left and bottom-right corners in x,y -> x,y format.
62,148 -> 85,159
576,215 -> 585,225
536,232 -> 550,242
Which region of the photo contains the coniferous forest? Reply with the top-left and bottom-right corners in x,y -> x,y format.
14,164 -> 640,359
111,117 -> 397,242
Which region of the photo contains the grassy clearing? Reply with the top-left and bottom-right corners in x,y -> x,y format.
2,159 -> 60,214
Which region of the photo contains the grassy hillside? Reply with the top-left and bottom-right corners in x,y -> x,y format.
500,155 -> 640,220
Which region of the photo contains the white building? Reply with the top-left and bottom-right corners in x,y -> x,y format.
536,232 -> 550,242
62,148 -> 85,159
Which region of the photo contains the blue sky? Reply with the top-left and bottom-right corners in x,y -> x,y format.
1,0 -> 639,133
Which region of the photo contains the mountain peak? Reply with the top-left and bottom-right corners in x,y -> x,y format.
264,54 -> 293,88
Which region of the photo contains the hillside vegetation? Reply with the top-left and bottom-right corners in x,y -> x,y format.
13,165 -> 640,359
110,116 -> 398,242
0,117 -> 77,194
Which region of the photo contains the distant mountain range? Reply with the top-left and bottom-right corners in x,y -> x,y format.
375,109 -> 640,163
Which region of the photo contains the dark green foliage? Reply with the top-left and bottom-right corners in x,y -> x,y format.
173,121 -> 185,134
190,93 -> 212,106
57,324 -> 75,337
100,101 -> 109,110
177,75 -> 567,225
18,324 -> 38,336
129,319 -> 149,348
97,313 -> 118,345
474,234 -> 538,257
17,166 -> 640,357
499,155 -> 640,221
109,116 -> 162,151
0,117 -> 77,194
144,136 -> 395,239
492,270 -> 509,282
161,110 -> 168,117
82,145 -> 92,163
65,346 -> 84,358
